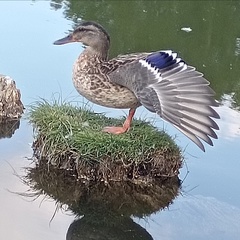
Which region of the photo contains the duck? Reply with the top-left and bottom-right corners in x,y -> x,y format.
54,21 -> 220,152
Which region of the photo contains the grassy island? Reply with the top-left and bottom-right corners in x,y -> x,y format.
29,100 -> 182,182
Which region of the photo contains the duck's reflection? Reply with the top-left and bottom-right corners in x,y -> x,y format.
66,216 -> 153,240
24,159 -> 181,240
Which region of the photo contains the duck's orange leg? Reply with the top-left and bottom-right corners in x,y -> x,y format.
103,108 -> 136,134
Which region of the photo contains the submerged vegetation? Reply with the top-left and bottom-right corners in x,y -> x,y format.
28,100 -> 182,182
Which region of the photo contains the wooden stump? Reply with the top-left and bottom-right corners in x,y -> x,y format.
0,74 -> 24,119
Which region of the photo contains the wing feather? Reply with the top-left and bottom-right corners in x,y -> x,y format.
108,51 -> 219,151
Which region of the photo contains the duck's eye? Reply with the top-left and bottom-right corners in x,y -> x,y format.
77,27 -> 88,33
76,27 -> 95,35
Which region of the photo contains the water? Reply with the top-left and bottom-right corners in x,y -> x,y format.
0,1 -> 240,239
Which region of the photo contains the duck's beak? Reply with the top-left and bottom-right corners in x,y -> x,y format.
53,34 -> 74,45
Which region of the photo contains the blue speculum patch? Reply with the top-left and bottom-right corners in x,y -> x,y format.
146,51 -> 180,70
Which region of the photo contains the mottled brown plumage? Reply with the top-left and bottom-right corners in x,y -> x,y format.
54,21 -> 220,151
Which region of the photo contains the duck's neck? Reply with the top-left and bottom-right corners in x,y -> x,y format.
83,44 -> 109,60
75,46 -> 109,73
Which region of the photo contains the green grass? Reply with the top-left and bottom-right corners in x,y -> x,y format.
28,100 -> 182,181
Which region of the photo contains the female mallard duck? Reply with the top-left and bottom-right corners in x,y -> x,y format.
54,21 -> 219,151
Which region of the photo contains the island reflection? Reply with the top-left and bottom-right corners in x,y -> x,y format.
23,158 -> 181,240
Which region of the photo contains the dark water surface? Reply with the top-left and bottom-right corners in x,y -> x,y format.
1,1 -> 240,239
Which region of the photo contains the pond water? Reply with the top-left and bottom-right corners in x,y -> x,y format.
0,1 -> 240,239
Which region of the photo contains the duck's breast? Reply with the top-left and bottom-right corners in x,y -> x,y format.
73,72 -> 139,109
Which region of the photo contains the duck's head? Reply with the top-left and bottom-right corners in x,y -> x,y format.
54,21 -> 110,55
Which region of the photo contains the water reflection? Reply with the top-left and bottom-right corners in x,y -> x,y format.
0,119 -> 20,139
66,217 -> 153,240
218,94 -> 240,140
23,158 -> 181,240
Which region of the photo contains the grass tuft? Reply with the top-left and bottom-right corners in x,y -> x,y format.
28,99 -> 182,182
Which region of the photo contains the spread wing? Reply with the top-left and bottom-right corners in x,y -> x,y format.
108,50 -> 220,151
